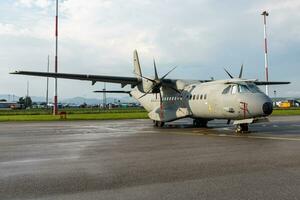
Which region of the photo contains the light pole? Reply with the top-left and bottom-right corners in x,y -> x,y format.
46,55 -> 49,108
261,11 -> 270,95
53,0 -> 59,115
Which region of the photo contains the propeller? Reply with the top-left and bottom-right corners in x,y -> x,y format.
239,64 -> 243,78
137,59 -> 181,120
224,68 -> 234,79
224,64 -> 244,79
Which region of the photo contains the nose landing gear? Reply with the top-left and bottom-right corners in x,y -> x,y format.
235,123 -> 249,134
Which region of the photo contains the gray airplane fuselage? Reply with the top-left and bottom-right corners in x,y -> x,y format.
131,79 -> 273,121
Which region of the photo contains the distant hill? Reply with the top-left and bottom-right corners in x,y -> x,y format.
0,94 -> 136,105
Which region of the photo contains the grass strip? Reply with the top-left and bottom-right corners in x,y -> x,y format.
0,108 -> 146,115
0,112 -> 148,122
271,109 -> 300,116
0,108 -> 299,122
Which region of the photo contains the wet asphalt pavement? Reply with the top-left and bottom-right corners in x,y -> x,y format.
0,116 -> 300,200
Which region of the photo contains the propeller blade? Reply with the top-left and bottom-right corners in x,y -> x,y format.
159,90 -> 164,120
161,66 -> 177,80
138,87 -> 153,99
134,72 -> 155,83
224,68 -> 234,79
153,58 -> 159,80
239,64 -> 243,78
169,86 -> 181,94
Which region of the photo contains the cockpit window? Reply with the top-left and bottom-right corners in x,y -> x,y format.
247,83 -> 263,93
238,84 -> 250,93
222,86 -> 231,94
231,85 -> 238,94
223,83 -> 263,95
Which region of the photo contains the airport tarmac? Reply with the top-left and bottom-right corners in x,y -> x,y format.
0,116 -> 299,200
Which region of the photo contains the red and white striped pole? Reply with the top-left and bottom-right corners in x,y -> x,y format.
53,0 -> 58,115
261,11 -> 269,95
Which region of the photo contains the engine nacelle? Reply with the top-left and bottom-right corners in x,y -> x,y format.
137,79 -> 158,93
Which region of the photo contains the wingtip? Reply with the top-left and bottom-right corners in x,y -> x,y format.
10,70 -> 20,74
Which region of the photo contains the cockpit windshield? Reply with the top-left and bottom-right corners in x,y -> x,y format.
247,83 -> 263,93
222,83 -> 263,95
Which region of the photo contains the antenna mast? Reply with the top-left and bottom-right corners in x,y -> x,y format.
46,55 -> 50,108
261,11 -> 269,95
53,0 -> 59,115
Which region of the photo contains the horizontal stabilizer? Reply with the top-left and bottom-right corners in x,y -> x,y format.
94,90 -> 130,94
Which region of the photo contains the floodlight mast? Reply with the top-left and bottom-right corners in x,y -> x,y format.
261,11 -> 269,95
53,0 -> 58,115
46,55 -> 49,108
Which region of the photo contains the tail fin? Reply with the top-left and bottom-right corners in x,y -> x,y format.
133,50 -> 142,81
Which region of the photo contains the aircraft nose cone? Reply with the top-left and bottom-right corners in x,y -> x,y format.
262,102 -> 273,115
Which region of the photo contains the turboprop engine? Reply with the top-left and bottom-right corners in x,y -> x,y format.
133,49 -> 180,96
137,59 -> 180,98
140,77 -> 157,93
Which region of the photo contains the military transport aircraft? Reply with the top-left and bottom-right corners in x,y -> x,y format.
11,50 -> 290,133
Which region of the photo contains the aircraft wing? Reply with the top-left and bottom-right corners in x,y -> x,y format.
253,81 -> 290,85
10,71 -> 139,88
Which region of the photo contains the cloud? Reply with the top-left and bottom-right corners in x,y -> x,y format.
15,0 -> 50,8
1,0 -> 299,98
0,23 -> 30,36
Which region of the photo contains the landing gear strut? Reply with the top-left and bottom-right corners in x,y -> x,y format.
153,120 -> 165,127
235,123 -> 249,134
193,119 -> 208,128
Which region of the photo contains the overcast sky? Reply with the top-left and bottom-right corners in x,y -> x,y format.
1,0 -> 299,101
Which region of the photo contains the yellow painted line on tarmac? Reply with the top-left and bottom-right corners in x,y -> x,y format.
172,131 -> 300,142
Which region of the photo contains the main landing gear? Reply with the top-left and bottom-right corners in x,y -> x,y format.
235,123 -> 249,134
153,120 -> 165,127
193,118 -> 208,128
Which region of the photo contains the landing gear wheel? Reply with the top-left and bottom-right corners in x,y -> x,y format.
193,119 -> 208,128
235,123 -> 249,134
154,120 -> 165,127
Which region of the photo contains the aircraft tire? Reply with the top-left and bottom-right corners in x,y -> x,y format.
193,119 -> 208,128
236,124 -> 249,134
154,121 -> 165,127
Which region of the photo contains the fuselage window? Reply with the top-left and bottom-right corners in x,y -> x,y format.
196,94 -> 199,100
200,94 -> 203,100
193,95 -> 195,100
222,85 -> 231,94
204,94 -> 207,100
189,95 -> 192,100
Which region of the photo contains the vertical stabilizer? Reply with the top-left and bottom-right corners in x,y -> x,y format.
133,50 -> 142,81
